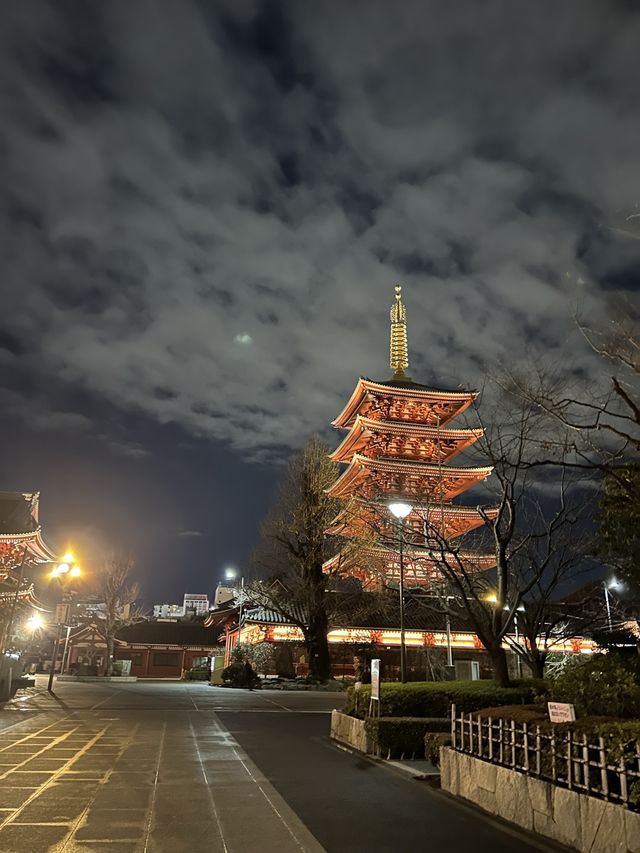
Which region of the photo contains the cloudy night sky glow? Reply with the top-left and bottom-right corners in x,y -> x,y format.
1,1 -> 639,602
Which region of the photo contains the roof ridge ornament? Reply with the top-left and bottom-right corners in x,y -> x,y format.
390,285 -> 410,381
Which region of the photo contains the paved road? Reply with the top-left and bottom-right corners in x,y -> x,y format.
0,679 -> 559,852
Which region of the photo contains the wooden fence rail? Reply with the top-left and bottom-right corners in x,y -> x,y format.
450,704 -> 640,811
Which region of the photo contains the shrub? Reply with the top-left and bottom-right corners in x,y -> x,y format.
474,704 -> 548,724
424,732 -> 451,767
231,642 -> 275,674
549,655 -> 640,718
344,680 -> 546,720
364,717 -> 449,758
222,660 -> 260,689
183,668 -> 210,681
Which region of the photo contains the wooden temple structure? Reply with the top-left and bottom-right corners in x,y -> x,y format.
323,286 -> 497,590
0,492 -> 56,621
222,288 -> 595,677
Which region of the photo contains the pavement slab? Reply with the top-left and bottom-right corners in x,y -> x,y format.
0,677 -> 571,852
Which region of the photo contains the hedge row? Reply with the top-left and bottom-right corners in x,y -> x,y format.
424,732 -> 451,767
345,680 -> 548,720
183,668 -> 210,681
364,717 -> 449,759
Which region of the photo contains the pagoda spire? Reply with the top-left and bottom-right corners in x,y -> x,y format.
390,285 -> 410,381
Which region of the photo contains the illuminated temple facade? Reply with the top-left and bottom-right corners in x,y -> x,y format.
323,286 -> 496,589
222,290 -> 595,674
0,492 -> 57,612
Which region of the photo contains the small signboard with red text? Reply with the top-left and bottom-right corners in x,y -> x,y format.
547,702 -> 576,723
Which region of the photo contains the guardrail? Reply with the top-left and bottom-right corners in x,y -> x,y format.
450,704 -> 640,811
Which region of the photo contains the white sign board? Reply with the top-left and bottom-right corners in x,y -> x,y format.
119,659 -> 132,677
54,603 -> 70,625
371,659 -> 381,701
547,701 -> 576,723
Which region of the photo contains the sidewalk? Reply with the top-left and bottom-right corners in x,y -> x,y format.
0,686 -> 326,852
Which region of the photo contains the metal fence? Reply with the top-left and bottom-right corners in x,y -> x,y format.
450,704 -> 640,811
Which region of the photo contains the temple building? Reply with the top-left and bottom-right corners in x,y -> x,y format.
221,289 -> 596,678
323,286 -> 496,590
0,491 -> 56,619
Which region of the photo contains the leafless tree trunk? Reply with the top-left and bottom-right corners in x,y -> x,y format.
249,436 -> 341,681
96,553 -> 142,676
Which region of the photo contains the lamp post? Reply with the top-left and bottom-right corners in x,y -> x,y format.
604,578 -> 623,632
484,592 -> 525,679
47,554 -> 81,693
389,502 -> 412,684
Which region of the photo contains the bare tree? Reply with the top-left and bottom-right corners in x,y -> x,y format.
504,305 -> 640,594
507,304 -> 640,484
95,553 -> 142,676
248,436 -> 341,681
359,388 -> 596,685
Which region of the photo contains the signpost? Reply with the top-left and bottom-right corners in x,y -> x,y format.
547,701 -> 576,723
368,659 -> 381,718
54,604 -> 70,626
371,659 -> 381,700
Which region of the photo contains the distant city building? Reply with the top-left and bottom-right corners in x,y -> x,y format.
152,603 -> 185,620
213,585 -> 236,608
183,593 -> 209,615
152,594 -> 210,620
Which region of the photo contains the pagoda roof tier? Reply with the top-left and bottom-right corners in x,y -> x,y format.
0,584 -> 49,611
333,378 -> 476,430
0,492 -> 57,564
323,546 -> 496,588
325,454 -> 492,502
329,415 -> 483,464
325,501 -> 498,541
0,529 -> 58,564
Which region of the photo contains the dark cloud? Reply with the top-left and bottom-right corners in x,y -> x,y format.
1,0 -> 639,465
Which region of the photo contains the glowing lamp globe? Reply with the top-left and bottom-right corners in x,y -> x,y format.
388,502 -> 412,520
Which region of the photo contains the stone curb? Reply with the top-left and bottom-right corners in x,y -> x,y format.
56,676 -> 138,682
332,739 -> 440,783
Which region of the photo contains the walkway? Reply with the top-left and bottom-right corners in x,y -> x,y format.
0,679 -> 562,852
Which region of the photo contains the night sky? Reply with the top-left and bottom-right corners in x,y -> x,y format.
1,1 -> 639,603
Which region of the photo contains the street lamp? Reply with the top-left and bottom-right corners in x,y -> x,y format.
26,613 -> 44,633
604,578 -> 623,632
389,502 -> 412,684
48,555 -> 81,692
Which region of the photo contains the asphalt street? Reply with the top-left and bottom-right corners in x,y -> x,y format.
0,679 -> 561,853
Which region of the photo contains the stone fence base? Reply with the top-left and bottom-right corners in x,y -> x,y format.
330,710 -> 374,754
440,748 -> 640,853
56,676 -> 138,683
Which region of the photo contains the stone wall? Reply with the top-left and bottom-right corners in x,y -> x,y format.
440,748 -> 640,853
330,710 -> 374,754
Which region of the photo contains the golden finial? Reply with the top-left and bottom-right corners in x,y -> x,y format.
390,285 -> 410,380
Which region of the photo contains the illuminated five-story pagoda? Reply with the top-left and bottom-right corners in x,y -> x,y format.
323,286 -> 497,592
